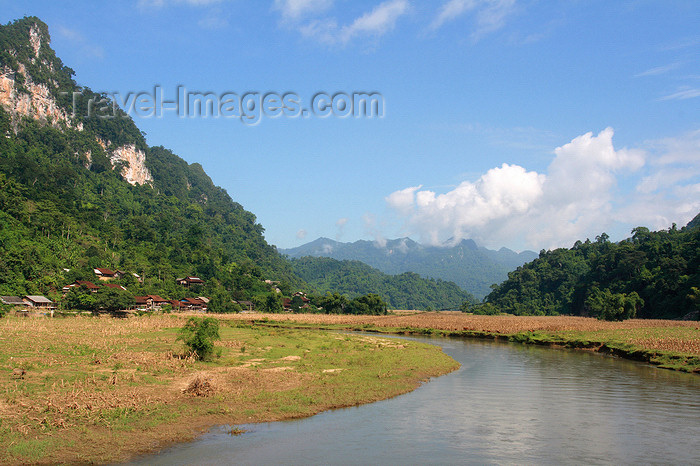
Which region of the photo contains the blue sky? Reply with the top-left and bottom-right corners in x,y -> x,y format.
2,1 -> 699,251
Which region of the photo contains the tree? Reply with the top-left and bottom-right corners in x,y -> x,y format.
177,317 -> 220,360
314,292 -> 348,314
207,291 -> 240,313
346,293 -> 388,315
264,293 -> 283,313
585,288 -> 643,321
63,285 -> 98,311
95,287 -> 134,312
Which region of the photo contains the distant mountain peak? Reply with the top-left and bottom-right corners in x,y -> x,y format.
281,236 -> 537,299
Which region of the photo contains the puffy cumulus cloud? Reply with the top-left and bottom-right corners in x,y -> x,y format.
388,164 -> 544,246
386,128 -> 659,250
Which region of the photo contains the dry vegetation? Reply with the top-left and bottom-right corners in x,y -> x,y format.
225,312 -> 700,354
221,312 -> 700,368
0,314 -> 457,464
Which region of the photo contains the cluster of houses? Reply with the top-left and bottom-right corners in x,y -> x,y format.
0,269 -> 215,314
3,268 -> 307,315
134,295 -> 210,312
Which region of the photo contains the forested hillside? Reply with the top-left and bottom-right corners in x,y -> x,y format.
282,237 -> 537,299
291,256 -> 476,310
485,218 -> 700,319
0,17 -> 301,302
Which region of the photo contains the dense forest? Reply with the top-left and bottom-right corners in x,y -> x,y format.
291,256 -> 476,310
484,219 -> 700,319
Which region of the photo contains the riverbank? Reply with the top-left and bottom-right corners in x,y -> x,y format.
222,313 -> 700,373
0,315 -> 458,464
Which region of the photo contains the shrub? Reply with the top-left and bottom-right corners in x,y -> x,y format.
177,317 -> 221,360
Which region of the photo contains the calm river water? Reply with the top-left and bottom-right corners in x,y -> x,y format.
132,336 -> 700,465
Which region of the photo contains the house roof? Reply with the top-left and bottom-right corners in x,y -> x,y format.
24,295 -> 53,304
94,268 -> 115,275
1,296 -> 24,305
103,283 -> 127,290
76,280 -> 100,289
182,276 -> 204,283
134,296 -> 150,304
147,295 -> 168,302
182,297 -> 205,305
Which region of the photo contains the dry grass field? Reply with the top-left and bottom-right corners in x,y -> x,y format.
225,312 -> 700,355
0,314 -> 457,464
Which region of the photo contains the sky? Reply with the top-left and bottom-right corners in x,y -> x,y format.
2,1 -> 700,252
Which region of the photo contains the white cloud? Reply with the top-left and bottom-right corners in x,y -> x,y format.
430,0 -> 478,30
635,61 -> 682,77
296,229 -> 308,240
335,217 -> 348,240
623,129 -> 700,229
386,128 -> 664,250
290,0 -> 409,45
273,0 -> 334,21
363,213 -> 387,247
338,0 -> 409,43
430,0 -> 517,39
660,87 -> 700,101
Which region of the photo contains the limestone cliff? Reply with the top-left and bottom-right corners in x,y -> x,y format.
109,144 -> 153,185
0,20 -> 152,186
0,24 -> 78,129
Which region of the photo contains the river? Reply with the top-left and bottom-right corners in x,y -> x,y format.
131,336 -> 700,465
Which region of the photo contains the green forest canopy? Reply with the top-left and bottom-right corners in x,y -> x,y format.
484,219 -> 700,320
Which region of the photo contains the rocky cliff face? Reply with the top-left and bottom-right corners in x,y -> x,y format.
0,24 -> 78,130
110,144 -> 153,185
0,21 -> 153,186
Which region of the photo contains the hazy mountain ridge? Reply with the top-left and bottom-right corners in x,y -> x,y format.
290,256 -> 476,310
281,237 -> 537,299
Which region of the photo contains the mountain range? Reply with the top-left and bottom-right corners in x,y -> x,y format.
281,237 -> 537,299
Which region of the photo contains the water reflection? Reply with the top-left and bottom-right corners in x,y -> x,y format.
131,337 -> 700,465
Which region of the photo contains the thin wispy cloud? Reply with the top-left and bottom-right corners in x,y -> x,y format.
273,0 -> 334,21
338,0 -> 409,43
280,0 -> 409,45
430,0 -> 478,31
660,87 -> 700,101
430,0 -> 517,40
635,61 -> 682,77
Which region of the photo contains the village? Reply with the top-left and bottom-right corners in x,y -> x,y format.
0,268 -> 311,316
